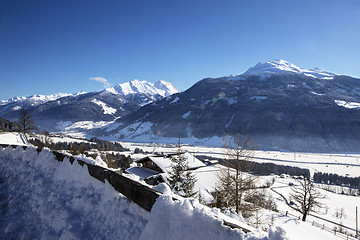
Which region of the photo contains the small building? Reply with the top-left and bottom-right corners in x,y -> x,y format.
125,152 -> 206,185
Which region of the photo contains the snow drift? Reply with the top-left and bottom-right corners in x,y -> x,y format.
0,146 -> 288,239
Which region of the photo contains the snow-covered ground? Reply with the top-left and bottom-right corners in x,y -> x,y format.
0,146 -> 149,240
0,144 -> 276,239
270,176 -> 359,238
1,134 -> 358,239
0,132 -> 28,146
119,142 -> 360,177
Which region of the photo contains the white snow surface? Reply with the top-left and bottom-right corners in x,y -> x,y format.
170,96 -> 180,104
0,146 -> 149,240
311,91 -> 324,96
139,195 -> 262,240
0,93 -> 79,106
137,153 -> 206,174
243,59 -> 336,80
0,145 -> 292,240
91,99 -> 117,114
113,79 -> 178,97
182,111 -> 191,119
250,96 -> 268,101
120,142 -> 360,178
0,132 -> 28,146
334,100 -> 360,109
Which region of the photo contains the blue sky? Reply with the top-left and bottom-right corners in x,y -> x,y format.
1,0 -> 360,99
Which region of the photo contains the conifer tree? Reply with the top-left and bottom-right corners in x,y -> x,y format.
167,138 -> 197,198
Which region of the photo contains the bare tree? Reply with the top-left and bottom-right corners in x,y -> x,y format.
213,133 -> 259,217
18,109 -> 37,134
290,177 -> 325,221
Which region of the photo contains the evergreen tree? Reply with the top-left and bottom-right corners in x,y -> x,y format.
167,139 -> 197,198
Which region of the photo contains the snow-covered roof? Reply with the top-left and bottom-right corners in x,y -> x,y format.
183,152 -> 206,169
147,156 -> 173,173
126,166 -> 159,179
136,152 -> 206,174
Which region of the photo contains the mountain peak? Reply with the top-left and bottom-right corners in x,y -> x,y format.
113,79 -> 178,97
243,59 -> 336,80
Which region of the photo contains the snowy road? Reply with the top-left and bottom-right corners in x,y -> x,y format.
0,132 -> 28,146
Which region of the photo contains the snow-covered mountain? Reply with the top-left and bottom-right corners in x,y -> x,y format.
110,80 -> 179,106
0,80 -> 178,132
98,60 -> 360,152
0,93 -> 82,110
114,80 -> 178,98
241,59 -> 336,80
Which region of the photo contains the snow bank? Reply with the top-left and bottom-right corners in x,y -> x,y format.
0,146 -> 289,240
0,146 -> 149,240
140,195 -> 287,240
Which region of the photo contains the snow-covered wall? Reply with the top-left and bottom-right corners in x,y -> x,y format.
0,146 -> 288,240
0,146 -> 149,240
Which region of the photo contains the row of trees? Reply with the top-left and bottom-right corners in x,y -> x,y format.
0,118 -> 20,132
0,110 -> 37,134
313,172 -> 360,190
29,136 -> 129,153
197,156 -> 311,178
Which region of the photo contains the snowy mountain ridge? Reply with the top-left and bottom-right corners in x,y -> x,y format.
1,80 -> 178,108
0,93 -> 81,107
0,79 -> 178,132
113,79 -> 178,98
239,59 -> 336,80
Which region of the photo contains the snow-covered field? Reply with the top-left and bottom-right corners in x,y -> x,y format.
270,176 -> 359,237
120,141 -> 360,177
0,132 -> 28,146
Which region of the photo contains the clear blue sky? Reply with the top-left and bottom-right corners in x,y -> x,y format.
1,0 -> 360,100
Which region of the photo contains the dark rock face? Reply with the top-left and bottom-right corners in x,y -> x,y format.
106,74 -> 360,152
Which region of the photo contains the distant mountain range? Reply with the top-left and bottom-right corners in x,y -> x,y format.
2,60 -> 360,152
96,60 -> 360,152
0,80 -> 178,133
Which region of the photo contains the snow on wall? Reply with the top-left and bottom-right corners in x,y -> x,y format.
0,146 -> 288,240
140,195 -> 287,240
0,146 -> 149,240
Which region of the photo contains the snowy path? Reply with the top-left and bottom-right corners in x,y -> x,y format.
0,132 -> 28,146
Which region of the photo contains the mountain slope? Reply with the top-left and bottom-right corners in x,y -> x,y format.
99,60 -> 360,152
0,80 -> 178,132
